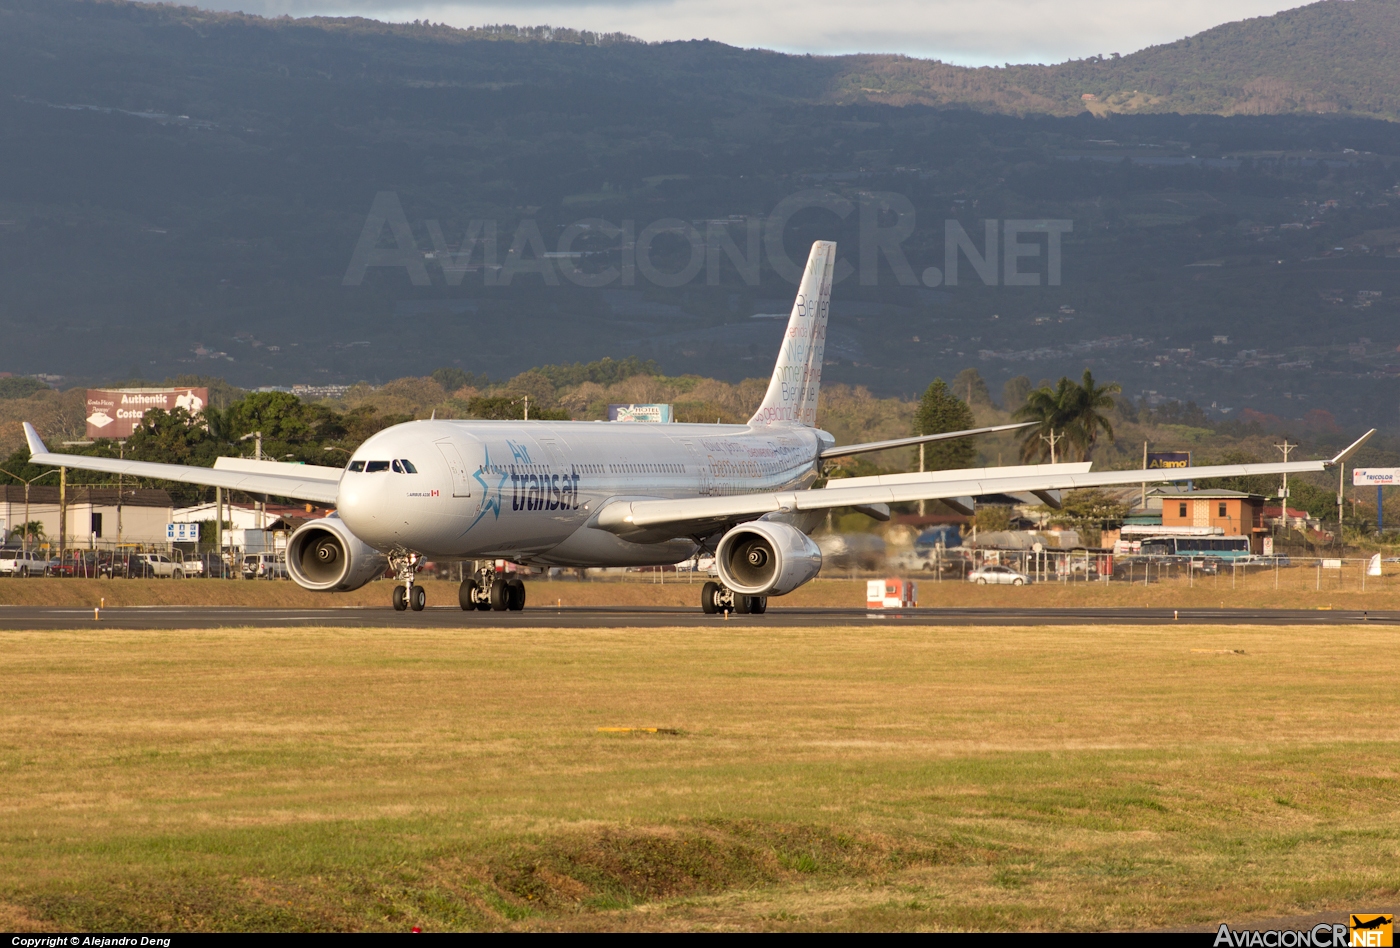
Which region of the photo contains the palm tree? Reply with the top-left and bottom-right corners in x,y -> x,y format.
1062,370 -> 1120,460
1014,377 -> 1074,462
1014,371 -> 1120,462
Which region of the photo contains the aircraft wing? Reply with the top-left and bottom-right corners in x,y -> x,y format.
596,430 -> 1374,540
22,423 -> 341,505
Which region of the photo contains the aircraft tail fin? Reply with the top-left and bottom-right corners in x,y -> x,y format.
748,240 -> 835,426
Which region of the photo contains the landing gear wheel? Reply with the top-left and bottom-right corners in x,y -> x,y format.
410,585 -> 426,611
733,594 -> 752,615
489,578 -> 510,611
701,581 -> 721,615
507,578 -> 525,611
459,579 -> 478,611
749,596 -> 768,615
392,585 -> 408,611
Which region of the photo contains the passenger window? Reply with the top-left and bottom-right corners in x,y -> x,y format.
400,460 -> 417,473
365,461 -> 390,473
348,461 -> 366,472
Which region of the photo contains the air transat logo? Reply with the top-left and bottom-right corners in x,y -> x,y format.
467,445 -> 508,532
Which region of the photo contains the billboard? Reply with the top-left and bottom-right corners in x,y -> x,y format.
608,403 -> 672,423
166,523 -> 200,542
1353,468 -> 1400,486
1146,452 -> 1191,470
86,387 -> 208,439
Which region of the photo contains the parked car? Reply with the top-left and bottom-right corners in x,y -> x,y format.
889,549 -> 937,572
967,564 -> 1032,586
242,553 -> 287,580
133,553 -> 189,579
816,533 -> 887,572
0,549 -> 48,577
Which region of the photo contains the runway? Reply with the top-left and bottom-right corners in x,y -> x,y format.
2,605 -> 1398,629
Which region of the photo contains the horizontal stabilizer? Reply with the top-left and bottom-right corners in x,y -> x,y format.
820,422 -> 1034,460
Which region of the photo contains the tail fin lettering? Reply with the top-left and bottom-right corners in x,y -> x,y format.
749,240 -> 835,426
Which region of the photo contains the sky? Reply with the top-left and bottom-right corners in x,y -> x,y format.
193,0 -> 1309,64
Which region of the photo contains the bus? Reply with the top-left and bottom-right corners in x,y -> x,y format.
1139,535 -> 1252,561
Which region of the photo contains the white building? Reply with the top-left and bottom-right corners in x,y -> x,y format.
1,485 -> 173,549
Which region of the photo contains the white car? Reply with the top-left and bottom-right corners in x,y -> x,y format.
0,549 -> 47,577
135,553 -> 189,579
967,564 -> 1031,586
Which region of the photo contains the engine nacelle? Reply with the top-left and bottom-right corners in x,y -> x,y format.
286,515 -> 388,592
715,520 -> 822,597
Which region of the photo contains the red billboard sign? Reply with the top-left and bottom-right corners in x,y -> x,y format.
85,388 -> 209,440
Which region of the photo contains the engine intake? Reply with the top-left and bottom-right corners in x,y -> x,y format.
715,520 -> 822,597
286,515 -> 387,592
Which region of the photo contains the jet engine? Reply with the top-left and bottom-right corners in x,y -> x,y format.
715,520 -> 823,597
286,515 -> 388,592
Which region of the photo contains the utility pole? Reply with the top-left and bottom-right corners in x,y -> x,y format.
116,441 -> 126,549
1140,440 -> 1148,511
1274,440 -> 1296,534
523,395 -> 530,421
0,468 -> 58,553
214,486 -> 223,579
1040,429 -> 1063,465
919,443 -> 925,517
58,466 -> 66,564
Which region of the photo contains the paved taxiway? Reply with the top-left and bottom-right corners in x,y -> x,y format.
2,605 -> 1398,629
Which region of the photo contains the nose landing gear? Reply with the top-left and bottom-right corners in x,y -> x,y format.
700,581 -> 767,615
389,550 -> 426,612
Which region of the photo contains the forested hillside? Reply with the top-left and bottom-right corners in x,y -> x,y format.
0,0 -> 1398,431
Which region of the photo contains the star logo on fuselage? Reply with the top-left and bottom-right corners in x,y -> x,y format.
467,445 -> 508,532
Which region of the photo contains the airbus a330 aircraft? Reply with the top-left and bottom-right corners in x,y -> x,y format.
24,241 -> 1373,614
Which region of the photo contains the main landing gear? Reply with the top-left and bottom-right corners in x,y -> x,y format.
389,550 -> 427,612
700,580 -> 767,615
459,565 -> 525,612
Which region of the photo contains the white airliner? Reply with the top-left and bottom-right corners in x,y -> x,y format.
24,242 -> 1372,614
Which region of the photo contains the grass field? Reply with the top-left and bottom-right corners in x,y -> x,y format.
1,622 -> 1397,931
5,566 -> 1400,611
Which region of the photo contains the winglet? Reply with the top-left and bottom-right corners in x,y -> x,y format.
1327,429 -> 1376,467
22,422 -> 49,458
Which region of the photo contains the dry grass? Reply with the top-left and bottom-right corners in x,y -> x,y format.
6,566 -> 1400,611
0,622 -> 1397,931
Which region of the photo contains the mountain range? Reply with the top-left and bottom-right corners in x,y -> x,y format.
0,0 -> 1398,431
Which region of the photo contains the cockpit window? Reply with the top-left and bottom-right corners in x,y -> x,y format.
398,459 -> 418,473
347,461 -> 366,472
365,461 -> 390,473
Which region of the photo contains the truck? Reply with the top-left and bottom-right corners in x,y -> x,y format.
0,549 -> 47,577
133,553 -> 189,579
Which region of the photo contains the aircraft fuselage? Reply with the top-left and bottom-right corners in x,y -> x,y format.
336,419 -> 831,566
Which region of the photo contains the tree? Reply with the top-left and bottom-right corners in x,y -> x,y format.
1014,377 -> 1075,462
127,407 -> 218,466
1002,375 -> 1032,413
1060,370 -> 1121,461
1049,488 -> 1129,548
1014,370 -> 1120,462
1195,450 -> 1275,496
913,378 -> 977,471
467,396 -> 569,421
952,368 -> 993,407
